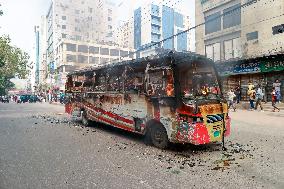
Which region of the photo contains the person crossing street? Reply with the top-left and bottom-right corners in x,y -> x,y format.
255,85 -> 264,111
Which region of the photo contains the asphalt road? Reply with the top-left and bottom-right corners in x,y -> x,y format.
0,102 -> 283,189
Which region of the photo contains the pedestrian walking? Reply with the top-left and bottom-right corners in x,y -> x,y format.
271,88 -> 280,112
273,79 -> 281,103
235,86 -> 241,104
227,89 -> 236,112
260,79 -> 268,103
247,82 -> 255,110
255,85 -> 264,111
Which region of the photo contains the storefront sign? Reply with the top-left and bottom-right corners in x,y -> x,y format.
260,60 -> 284,72
218,61 -> 261,76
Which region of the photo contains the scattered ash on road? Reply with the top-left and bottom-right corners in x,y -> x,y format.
30,113 -> 260,174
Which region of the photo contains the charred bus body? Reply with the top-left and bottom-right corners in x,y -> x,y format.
65,51 -> 231,149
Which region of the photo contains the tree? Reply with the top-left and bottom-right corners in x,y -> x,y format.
0,36 -> 29,95
0,4 -> 3,16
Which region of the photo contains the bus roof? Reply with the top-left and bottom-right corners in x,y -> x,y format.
67,50 -> 213,76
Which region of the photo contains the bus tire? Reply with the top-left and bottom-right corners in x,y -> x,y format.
144,129 -> 152,146
150,124 -> 168,149
82,110 -> 90,127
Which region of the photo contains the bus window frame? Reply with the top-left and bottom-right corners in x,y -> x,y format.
145,66 -> 175,98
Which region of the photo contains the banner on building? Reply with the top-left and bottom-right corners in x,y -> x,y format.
260,60 -> 284,72
217,61 -> 261,76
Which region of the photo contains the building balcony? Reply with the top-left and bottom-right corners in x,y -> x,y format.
151,21 -> 161,27
151,30 -> 161,35
151,14 -> 160,18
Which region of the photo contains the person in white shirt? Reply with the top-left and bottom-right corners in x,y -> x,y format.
255,85 -> 264,111
227,89 -> 236,112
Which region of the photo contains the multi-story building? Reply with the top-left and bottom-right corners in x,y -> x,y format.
53,39 -> 134,89
114,20 -> 134,49
45,0 -> 118,89
34,25 -> 40,88
195,0 -> 284,100
134,2 -> 191,54
39,16 -> 47,86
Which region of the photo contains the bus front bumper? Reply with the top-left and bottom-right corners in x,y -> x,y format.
173,116 -> 231,145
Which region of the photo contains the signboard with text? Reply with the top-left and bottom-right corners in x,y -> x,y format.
260,60 -> 284,72
217,61 -> 261,76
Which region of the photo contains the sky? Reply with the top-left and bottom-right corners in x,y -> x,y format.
0,0 -> 195,59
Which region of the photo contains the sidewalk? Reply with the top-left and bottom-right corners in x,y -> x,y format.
232,101 -> 284,116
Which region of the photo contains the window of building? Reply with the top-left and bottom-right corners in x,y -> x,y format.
233,38 -> 241,58
110,49 -> 119,56
75,18 -> 79,23
151,25 -> 160,33
272,24 -> 284,35
75,10 -> 80,14
205,12 -> 221,35
224,38 -> 241,60
62,25 -> 66,29
78,55 -> 88,63
108,9 -> 112,14
89,46 -> 99,54
174,12 -> 183,28
205,43 -> 220,61
120,50 -> 128,57
108,25 -> 112,30
101,58 -> 109,64
152,16 -> 161,25
66,54 -> 76,62
129,52 -> 134,59
246,31 -> 258,41
62,33 -> 67,38
223,4 -> 241,29
89,56 -> 99,64
100,48 -> 109,55
88,7 -> 92,13
151,34 -> 160,42
224,40 -> 233,60
78,45 -> 88,53
66,43 -> 76,52
108,17 -> 112,21
62,16 -> 66,20
75,35 -> 82,41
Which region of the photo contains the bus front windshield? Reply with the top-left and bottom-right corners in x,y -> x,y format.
178,61 -> 221,102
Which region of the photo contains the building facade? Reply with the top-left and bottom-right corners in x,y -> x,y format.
39,16 -> 48,86
195,0 -> 284,101
134,3 -> 191,53
34,26 -> 40,88
114,20 -> 134,49
44,0 -> 117,89
53,39 -> 134,89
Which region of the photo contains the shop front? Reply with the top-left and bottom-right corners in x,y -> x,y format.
217,54 -> 284,102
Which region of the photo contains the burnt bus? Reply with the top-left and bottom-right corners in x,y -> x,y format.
65,51 -> 231,149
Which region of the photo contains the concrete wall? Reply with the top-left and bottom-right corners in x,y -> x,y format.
195,0 -> 284,61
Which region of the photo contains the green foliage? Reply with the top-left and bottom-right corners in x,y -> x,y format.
0,36 -> 30,94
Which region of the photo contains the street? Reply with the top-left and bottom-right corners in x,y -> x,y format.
0,103 -> 283,189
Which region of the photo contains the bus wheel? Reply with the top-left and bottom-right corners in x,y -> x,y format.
150,124 -> 168,149
82,111 -> 90,127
